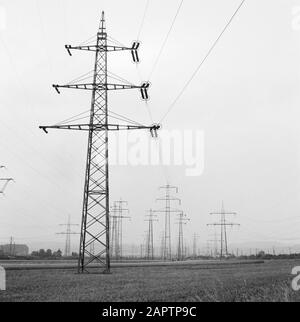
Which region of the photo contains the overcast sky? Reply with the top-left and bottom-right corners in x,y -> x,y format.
0,0 -> 300,253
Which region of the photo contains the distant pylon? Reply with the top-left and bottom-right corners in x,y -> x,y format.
192,234 -> 200,258
9,237 -> 15,256
155,184 -> 181,260
110,200 -> 130,260
176,212 -> 190,261
110,203 -> 118,259
145,209 -> 158,260
56,215 -> 79,257
207,202 -> 240,258
140,243 -> 144,259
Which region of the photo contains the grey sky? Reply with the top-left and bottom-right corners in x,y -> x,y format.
0,0 -> 299,253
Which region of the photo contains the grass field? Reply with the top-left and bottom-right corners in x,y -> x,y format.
0,259 -> 299,302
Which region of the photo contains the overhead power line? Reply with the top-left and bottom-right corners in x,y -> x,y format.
148,0 -> 185,80
160,0 -> 247,123
137,0 -> 150,41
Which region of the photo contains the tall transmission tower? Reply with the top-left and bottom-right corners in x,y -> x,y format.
155,184 -> 181,261
207,202 -> 239,258
192,233 -> 201,258
39,12 -> 160,273
110,200 -> 130,260
56,215 -> 79,257
176,212 -> 190,261
145,209 -> 158,260
110,203 -> 118,259
116,200 -> 130,260
9,236 -> 15,256
1,167 -> 14,257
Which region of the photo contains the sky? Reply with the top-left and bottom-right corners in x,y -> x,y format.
0,0 -> 300,254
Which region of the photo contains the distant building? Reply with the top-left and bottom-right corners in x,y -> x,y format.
0,244 -> 29,256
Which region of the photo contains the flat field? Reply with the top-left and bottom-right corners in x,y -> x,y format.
0,259 -> 299,302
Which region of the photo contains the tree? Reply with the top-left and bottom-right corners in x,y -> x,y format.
46,249 -> 52,257
38,249 -> 46,258
53,249 -> 62,258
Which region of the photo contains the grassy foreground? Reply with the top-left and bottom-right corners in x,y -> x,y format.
0,259 -> 300,302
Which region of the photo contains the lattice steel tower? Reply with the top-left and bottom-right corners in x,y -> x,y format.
155,185 -> 181,260
145,209 -> 158,260
40,12 -> 160,273
192,234 -> 200,258
208,202 -> 239,258
110,200 -> 130,260
56,215 -> 79,257
176,212 -> 190,261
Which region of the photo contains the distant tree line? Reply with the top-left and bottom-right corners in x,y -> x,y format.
30,249 -> 79,259
237,251 -> 300,260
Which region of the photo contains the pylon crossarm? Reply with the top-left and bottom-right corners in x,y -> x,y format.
65,42 -> 140,63
153,209 -> 182,213
207,223 -> 239,226
53,83 -> 146,92
66,45 -> 131,53
210,212 -> 237,215
53,82 -> 150,100
40,123 -> 160,135
156,197 -> 181,203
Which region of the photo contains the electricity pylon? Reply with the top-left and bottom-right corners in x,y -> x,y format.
176,212 -> 190,261
110,203 -> 118,259
155,184 -> 181,261
192,233 -> 201,258
56,215 -> 79,257
39,12 -> 160,273
207,202 -> 239,258
110,200 -> 130,260
9,237 -> 15,256
116,200 -> 130,260
145,209 -> 158,260
159,231 -> 165,260
0,166 -> 13,195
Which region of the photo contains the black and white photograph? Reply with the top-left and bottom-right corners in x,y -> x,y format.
0,0 -> 300,308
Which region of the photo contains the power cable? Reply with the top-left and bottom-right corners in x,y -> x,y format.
160,0 -> 246,123
148,0 -> 185,80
